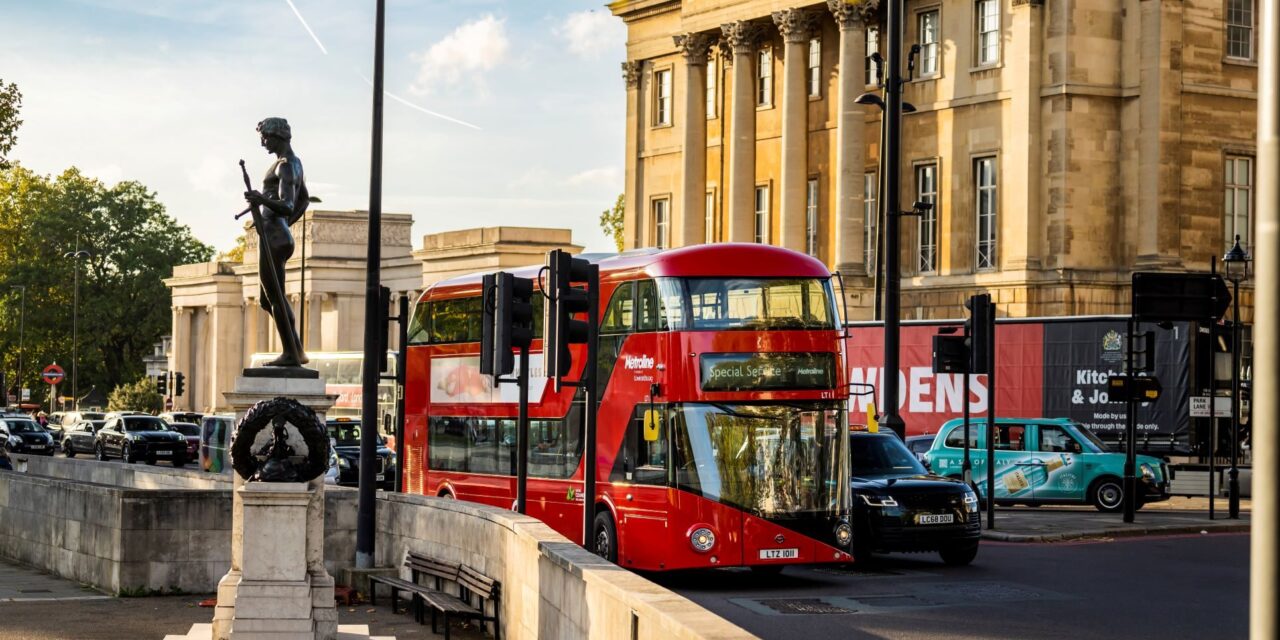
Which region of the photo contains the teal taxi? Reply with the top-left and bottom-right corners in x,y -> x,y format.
923,418 -> 1170,512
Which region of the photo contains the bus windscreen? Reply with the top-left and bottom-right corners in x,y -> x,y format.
657,277 -> 836,331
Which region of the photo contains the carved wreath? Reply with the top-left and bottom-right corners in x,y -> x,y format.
231,397 -> 330,482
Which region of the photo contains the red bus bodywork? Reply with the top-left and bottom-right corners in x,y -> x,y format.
401,244 -> 853,571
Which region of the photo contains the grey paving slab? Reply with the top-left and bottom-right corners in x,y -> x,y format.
0,557 -> 108,602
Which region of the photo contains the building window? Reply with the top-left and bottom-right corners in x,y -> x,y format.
866,27 -> 880,86
975,157 -> 997,270
806,178 -> 819,256
1227,0 -> 1255,60
808,37 -> 822,97
758,48 -> 773,106
919,9 -> 940,76
864,172 -> 878,269
976,0 -> 999,66
653,198 -> 670,249
705,190 -> 716,242
916,164 -> 938,273
1225,156 -> 1253,250
754,185 -> 770,243
706,57 -> 717,119
654,68 -> 672,126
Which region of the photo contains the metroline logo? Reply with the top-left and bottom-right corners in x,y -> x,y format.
624,354 -> 655,370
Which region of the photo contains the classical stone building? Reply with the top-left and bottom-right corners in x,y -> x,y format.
164,216 -> 579,413
610,0 -> 1258,319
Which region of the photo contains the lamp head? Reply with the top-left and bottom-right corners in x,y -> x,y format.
1222,234 -> 1251,280
855,93 -> 885,110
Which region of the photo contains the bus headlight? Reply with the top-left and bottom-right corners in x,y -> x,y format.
834,522 -> 852,547
690,527 -> 715,553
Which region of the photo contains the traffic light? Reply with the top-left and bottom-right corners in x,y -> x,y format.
964,293 -> 992,374
156,373 -> 168,396
543,249 -> 596,390
480,272 -> 535,377
932,334 -> 968,374
174,372 -> 186,397
377,285 -> 392,374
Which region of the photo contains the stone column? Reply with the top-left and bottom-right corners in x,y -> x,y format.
829,0 -> 870,274
171,307 -> 192,411
774,9 -> 819,254
304,293 -> 324,353
722,21 -> 766,243
676,33 -> 715,247
622,61 -> 644,249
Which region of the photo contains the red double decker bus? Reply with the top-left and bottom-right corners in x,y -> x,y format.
401,244 -> 852,571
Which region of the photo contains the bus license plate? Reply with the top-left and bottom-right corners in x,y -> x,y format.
758,548 -> 798,560
917,513 -> 954,525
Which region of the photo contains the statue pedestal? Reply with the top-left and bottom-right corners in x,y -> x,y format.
211,374 -> 339,640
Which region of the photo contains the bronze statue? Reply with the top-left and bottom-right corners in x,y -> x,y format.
241,117 -> 309,367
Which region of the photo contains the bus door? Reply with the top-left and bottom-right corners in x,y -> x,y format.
670,408 -> 745,568
610,406 -> 673,569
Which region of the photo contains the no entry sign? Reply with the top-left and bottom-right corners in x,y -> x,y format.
42,364 -> 65,385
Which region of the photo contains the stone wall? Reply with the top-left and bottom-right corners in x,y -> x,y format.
376,493 -> 752,640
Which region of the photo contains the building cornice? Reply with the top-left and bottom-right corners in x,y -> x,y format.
609,0 -> 680,23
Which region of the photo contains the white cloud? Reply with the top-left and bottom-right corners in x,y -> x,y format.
564,166 -> 621,188
187,155 -> 232,195
87,164 -> 124,185
558,10 -> 625,59
411,15 -> 509,95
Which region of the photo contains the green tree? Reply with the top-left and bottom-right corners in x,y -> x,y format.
599,193 -> 624,252
0,166 -> 214,406
218,233 -> 247,263
0,79 -> 20,170
107,375 -> 162,413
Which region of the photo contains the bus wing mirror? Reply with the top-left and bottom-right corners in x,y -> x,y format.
643,409 -> 661,442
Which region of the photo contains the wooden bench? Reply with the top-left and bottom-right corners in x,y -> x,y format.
368,552 -> 458,615
419,564 -> 502,640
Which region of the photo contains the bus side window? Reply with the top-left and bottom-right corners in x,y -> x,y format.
601,282 -> 635,334
609,406 -> 667,486
636,279 -> 666,332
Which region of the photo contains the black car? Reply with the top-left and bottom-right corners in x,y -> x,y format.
850,431 -> 980,566
61,420 -> 106,457
0,417 -> 56,455
95,414 -> 188,466
327,419 -> 396,490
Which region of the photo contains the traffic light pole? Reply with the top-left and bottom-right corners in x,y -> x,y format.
879,0 -> 906,441
1123,314 -> 1137,523
962,326 -> 972,487
393,294 -> 408,494
985,299 -> 996,529
581,264 -> 600,548
516,344 -> 529,514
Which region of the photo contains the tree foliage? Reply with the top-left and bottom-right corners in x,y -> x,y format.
0,79 -> 20,170
107,375 -> 162,413
218,233 -> 247,263
599,193 -> 625,253
0,166 -> 214,405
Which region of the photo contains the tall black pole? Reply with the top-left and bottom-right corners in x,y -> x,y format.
12,286 -> 24,405
880,0 -> 905,440
393,294 -> 408,493
1208,259 -> 1218,521
355,0 -> 386,570
962,320 -> 972,487
516,345 -> 529,514
1124,314 -> 1138,523
71,238 -> 81,410
581,264 -> 600,547
1230,278 -> 1241,519
985,299 -> 996,529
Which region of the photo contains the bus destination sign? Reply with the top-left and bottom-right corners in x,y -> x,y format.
700,352 -> 835,392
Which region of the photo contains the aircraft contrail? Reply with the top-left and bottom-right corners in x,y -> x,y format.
282,0 -> 482,131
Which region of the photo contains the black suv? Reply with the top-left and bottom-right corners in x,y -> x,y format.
327,419 -> 396,490
850,431 -> 981,566
95,414 -> 188,466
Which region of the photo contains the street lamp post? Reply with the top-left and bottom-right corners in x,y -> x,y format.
1223,234 -> 1251,520
63,241 -> 92,411
9,285 -> 25,405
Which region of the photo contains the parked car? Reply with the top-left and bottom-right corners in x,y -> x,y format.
923,418 -> 1171,512
0,417 -> 56,455
849,430 -> 980,565
94,413 -> 188,466
62,410 -> 107,425
904,435 -> 935,465
61,420 -> 106,457
326,418 -> 396,490
159,411 -> 204,425
167,422 -> 202,461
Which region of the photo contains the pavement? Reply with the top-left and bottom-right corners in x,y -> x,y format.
0,558 -> 485,640
981,497 -> 1251,542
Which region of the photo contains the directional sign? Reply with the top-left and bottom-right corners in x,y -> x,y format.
1132,272 -> 1231,322
1189,396 -> 1232,418
41,364 -> 65,385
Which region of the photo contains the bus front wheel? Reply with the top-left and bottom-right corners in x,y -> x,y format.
592,511 -> 618,564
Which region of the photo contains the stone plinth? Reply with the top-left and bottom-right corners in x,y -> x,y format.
212,374 -> 338,640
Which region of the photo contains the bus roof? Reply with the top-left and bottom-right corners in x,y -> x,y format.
422,243 -> 832,299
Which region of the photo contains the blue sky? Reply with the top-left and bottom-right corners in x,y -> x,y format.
0,0 -> 628,254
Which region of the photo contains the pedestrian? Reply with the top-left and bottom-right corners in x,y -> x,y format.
35,411 -> 48,428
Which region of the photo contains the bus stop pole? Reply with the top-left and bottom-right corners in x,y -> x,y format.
516,345 -> 529,514
985,299 -> 996,529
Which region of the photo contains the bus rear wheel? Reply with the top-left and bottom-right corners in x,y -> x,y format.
592,511 -> 617,564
